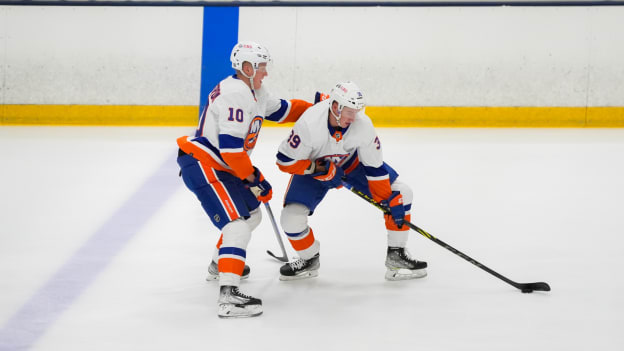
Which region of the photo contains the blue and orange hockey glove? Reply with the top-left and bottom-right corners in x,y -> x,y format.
380,191 -> 405,228
314,92 -> 330,104
311,160 -> 344,189
244,167 -> 272,203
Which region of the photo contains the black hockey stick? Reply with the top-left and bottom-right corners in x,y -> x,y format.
263,202 -> 289,262
341,181 -> 550,293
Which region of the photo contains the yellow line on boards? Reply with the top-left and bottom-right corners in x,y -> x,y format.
0,105 -> 199,126
1,105 -> 623,127
365,106 -> 624,128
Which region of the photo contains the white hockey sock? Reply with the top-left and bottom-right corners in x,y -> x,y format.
219,273 -> 241,287
387,230 -> 409,248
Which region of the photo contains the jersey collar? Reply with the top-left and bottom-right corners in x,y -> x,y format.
327,118 -> 349,142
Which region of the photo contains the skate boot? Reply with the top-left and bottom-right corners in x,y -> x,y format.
206,261 -> 250,281
385,247 -> 428,281
279,253 -> 320,281
218,285 -> 262,318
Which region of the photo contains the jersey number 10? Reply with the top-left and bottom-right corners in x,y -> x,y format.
228,108 -> 244,122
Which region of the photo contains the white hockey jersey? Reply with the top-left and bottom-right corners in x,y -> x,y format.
177,74 -> 311,180
276,99 -> 394,201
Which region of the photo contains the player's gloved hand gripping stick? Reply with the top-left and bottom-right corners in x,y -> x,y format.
380,191 -> 405,228
310,159 -> 344,189
340,179 -> 551,294
244,167 -> 272,203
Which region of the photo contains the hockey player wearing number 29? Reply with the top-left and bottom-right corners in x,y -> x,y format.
176,42 -> 313,318
276,81 -> 428,282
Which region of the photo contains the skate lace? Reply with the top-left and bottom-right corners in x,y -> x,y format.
400,249 -> 413,260
232,287 -> 252,299
289,258 -> 307,270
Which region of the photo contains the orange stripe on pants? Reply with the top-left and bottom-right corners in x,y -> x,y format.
199,163 -> 240,221
289,228 -> 316,251
218,257 -> 246,276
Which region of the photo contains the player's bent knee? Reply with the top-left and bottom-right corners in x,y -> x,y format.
245,207 -> 262,231
391,180 -> 413,205
222,218 -> 252,248
281,203 -> 310,233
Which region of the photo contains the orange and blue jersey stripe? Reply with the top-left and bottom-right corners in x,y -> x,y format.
178,135 -> 254,180
196,101 -> 210,137
364,164 -> 393,202
177,135 -> 229,171
265,99 -> 313,124
266,99 -> 290,122
219,134 -> 255,180
218,133 -> 245,154
276,151 -> 312,175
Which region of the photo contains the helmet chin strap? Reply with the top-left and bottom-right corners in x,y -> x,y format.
330,104 -> 343,128
240,66 -> 258,93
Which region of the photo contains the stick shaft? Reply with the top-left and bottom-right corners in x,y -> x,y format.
263,202 -> 289,258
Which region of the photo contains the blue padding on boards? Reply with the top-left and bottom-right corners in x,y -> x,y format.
199,7 -> 239,117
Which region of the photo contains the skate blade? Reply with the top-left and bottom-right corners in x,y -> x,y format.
385,268 -> 427,281
206,274 -> 249,282
279,270 -> 319,281
218,304 -> 263,318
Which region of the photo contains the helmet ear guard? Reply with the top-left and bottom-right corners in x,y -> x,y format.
230,41 -> 272,71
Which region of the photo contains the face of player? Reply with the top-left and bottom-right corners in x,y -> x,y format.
241,62 -> 268,90
338,106 -> 358,127
252,63 -> 268,89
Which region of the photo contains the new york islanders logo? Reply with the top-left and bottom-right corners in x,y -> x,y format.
244,116 -> 264,151
318,154 -> 349,166
333,131 -> 343,142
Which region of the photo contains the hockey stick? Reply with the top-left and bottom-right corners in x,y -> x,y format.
263,202 -> 289,262
341,180 -> 550,293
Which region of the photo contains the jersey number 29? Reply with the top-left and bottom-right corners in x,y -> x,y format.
288,130 -> 301,148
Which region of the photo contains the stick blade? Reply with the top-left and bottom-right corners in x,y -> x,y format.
267,250 -> 289,262
519,282 -> 551,293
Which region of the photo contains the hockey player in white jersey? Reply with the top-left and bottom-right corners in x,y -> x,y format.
176,41 -> 312,318
275,81 -> 427,281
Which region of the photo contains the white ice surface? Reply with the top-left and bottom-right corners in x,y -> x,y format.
1,126 -> 623,350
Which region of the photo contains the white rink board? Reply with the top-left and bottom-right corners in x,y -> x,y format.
1,5 -> 623,106
240,6 -> 624,106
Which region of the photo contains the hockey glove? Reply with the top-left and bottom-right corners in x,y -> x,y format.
244,167 -> 272,203
311,160 -> 344,189
314,92 -> 330,104
380,191 -> 405,228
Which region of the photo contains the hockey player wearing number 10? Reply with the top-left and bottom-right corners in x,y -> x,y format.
276,81 -> 428,281
176,42 -> 312,318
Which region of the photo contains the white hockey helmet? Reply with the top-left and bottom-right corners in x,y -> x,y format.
329,81 -> 366,111
230,41 -> 272,71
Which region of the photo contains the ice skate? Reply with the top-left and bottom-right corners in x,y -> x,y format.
385,247 -> 427,281
279,253 -> 320,281
206,261 -> 250,281
217,285 -> 262,318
